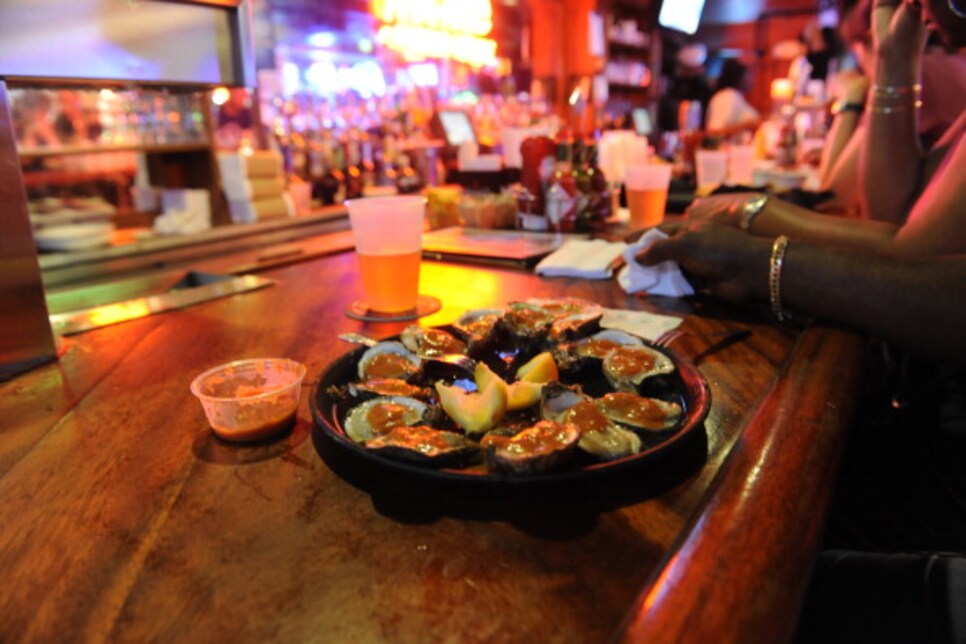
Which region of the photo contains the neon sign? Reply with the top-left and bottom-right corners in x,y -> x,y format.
372,0 -> 497,68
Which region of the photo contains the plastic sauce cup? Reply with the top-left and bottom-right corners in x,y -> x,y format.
190,358 -> 307,442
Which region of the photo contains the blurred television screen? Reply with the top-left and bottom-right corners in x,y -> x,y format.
658,0 -> 707,35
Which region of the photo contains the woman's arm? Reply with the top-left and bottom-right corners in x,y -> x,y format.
819,122 -> 865,216
687,127 -> 966,257
859,0 -> 928,223
685,192 -> 902,253
636,221 -> 966,364
819,70 -> 870,192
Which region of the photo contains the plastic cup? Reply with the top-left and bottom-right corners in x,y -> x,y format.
625,163 -> 672,229
694,149 -> 729,194
345,195 -> 426,314
190,358 -> 306,442
726,145 -> 756,186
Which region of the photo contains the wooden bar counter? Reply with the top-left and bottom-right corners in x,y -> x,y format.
0,245 -> 866,643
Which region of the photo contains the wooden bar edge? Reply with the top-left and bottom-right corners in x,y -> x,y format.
615,324 -> 867,643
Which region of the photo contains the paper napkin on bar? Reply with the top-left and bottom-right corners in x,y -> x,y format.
600,307 -> 683,341
535,239 -> 628,279
618,229 -> 695,297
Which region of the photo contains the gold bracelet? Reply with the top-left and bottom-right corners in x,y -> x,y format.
769,235 -> 791,323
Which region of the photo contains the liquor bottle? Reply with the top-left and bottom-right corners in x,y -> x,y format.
777,113 -> 798,169
316,148 -> 343,206
395,154 -> 423,195
575,140 -> 611,231
544,141 -> 577,232
518,135 -> 555,216
343,129 -> 364,200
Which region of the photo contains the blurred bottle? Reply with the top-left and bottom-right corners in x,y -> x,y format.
395,154 -> 423,194
343,128 -> 364,200
575,139 -> 611,231
544,139 -> 577,232
518,135 -> 555,216
777,109 -> 798,169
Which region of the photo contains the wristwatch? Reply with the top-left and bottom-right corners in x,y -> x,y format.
739,194 -> 769,231
831,100 -> 865,117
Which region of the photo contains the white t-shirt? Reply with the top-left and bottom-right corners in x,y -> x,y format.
706,88 -> 760,131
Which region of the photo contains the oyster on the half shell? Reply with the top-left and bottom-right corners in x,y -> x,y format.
480,420 -> 580,474
400,325 -> 467,358
602,344 -> 676,393
366,425 -> 479,466
343,396 -> 429,443
596,392 -> 682,432
357,341 -> 421,381
553,329 -> 644,371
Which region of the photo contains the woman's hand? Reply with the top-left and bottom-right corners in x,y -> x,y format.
872,0 -> 927,82
685,192 -> 763,228
636,221 -> 772,302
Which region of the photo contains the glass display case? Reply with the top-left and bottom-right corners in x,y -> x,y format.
0,0 -> 254,377
11,84 -> 223,231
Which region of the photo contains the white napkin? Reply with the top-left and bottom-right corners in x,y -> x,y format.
617,229 -> 695,297
152,209 -> 211,236
535,239 -> 628,279
600,307 -> 682,341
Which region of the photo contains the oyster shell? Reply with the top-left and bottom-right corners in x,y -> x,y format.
337,378 -> 432,403
575,421 -> 642,460
525,297 -> 603,319
413,354 -> 477,388
400,325 -> 467,358
357,341 -> 421,381
602,344 -> 676,393
499,302 -> 556,340
558,400 -> 643,460
548,312 -> 603,344
596,392 -> 683,432
344,396 -> 429,443
480,420 -> 580,475
452,308 -> 503,343
539,382 -> 589,423
553,329 -> 644,371
366,425 -> 479,466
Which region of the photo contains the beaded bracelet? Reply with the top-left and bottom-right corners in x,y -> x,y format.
871,83 -> 922,98
870,84 -> 922,114
769,235 -> 791,323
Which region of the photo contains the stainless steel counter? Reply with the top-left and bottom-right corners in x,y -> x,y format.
39,206 -> 351,289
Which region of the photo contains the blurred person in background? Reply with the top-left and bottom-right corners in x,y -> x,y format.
789,22 -> 847,93
672,0 -> 966,257
658,43 -> 713,132
704,58 -> 762,141
820,0 -> 966,217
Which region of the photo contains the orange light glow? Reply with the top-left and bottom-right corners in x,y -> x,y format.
372,0 -> 497,68
87,300 -> 153,329
372,0 -> 493,37
211,86 -> 231,106
770,78 -> 795,101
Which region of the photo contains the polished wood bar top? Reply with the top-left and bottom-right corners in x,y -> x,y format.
0,248 -> 866,642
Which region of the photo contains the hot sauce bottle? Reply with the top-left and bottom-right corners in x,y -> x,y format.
519,135 -> 555,216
